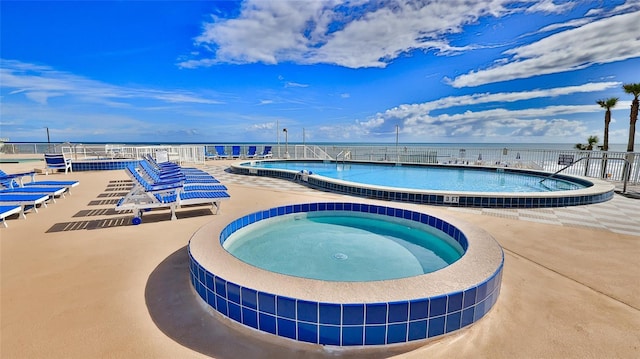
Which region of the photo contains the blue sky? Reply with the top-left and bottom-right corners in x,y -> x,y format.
1,0 -> 639,145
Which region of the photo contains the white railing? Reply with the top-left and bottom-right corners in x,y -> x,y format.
2,142 -> 638,184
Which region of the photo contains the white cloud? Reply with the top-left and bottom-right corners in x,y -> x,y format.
285,82 -> 309,88
0,59 -> 224,106
383,82 -> 620,116
360,83 -> 631,140
181,0 -> 578,69
450,11 -> 640,87
247,122 -> 276,131
534,17 -> 592,34
525,0 -> 575,14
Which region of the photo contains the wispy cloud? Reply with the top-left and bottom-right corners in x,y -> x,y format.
449,11 -> 640,87
384,82 -> 621,115
0,59 -> 225,106
285,81 -> 309,88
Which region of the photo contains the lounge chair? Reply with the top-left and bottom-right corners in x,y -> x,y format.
0,193 -> 49,213
215,146 -> 229,159
0,187 -> 65,203
44,153 -> 72,174
138,160 -> 221,187
22,179 -> 79,194
0,176 -> 67,203
0,205 -> 23,227
0,169 -> 79,194
140,158 -> 227,191
246,146 -> 257,158
257,146 -> 273,158
231,146 -> 241,159
0,170 -> 36,186
115,165 -> 230,224
142,155 -> 206,175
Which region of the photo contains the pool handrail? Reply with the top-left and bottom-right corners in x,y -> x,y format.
540,156 -> 630,193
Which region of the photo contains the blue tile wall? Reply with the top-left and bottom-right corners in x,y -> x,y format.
192,202 -> 503,346
72,160 -> 140,171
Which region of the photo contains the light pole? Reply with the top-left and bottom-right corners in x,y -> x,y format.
283,128 -> 289,158
395,125 -> 399,163
45,127 -> 51,152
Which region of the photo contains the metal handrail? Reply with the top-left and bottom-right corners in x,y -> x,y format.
540,156 -> 631,193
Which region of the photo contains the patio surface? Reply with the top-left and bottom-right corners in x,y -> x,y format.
1,157 -> 638,358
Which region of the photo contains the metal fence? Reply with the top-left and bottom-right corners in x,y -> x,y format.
0,142 -> 206,165
2,142 -> 638,184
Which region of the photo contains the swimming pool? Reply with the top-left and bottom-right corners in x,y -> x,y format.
189,202 -> 504,347
223,211 -> 464,281
231,160 -> 614,208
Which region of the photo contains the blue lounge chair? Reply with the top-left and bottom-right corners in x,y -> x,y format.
0,170 -> 79,193
231,145 -> 241,159
143,155 -> 207,176
215,146 -> 229,159
138,160 -> 221,187
0,176 -> 67,203
23,180 -> 79,194
0,193 -> 49,213
0,170 -> 36,187
138,161 -> 227,191
0,205 -> 23,227
246,146 -> 257,158
257,146 -> 273,158
115,165 -> 230,224
44,153 -> 72,174
0,187 -> 65,203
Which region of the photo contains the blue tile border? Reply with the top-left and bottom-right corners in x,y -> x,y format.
188,202 -> 504,346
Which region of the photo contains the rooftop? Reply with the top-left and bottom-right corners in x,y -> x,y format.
1,157 -> 638,358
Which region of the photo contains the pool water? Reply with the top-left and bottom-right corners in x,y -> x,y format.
223,212 -> 463,281
246,161 -> 584,192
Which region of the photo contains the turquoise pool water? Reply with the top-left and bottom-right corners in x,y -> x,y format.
223,211 -> 463,281
244,161 -> 585,192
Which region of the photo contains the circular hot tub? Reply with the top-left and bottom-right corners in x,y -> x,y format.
188,202 -> 504,347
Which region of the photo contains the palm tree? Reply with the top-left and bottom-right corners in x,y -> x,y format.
596,98 -> 618,151
623,83 -> 640,152
574,135 -> 599,176
574,135 -> 599,150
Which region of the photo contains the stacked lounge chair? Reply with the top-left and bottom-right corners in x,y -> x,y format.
115,158 -> 230,224
138,159 -> 224,187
